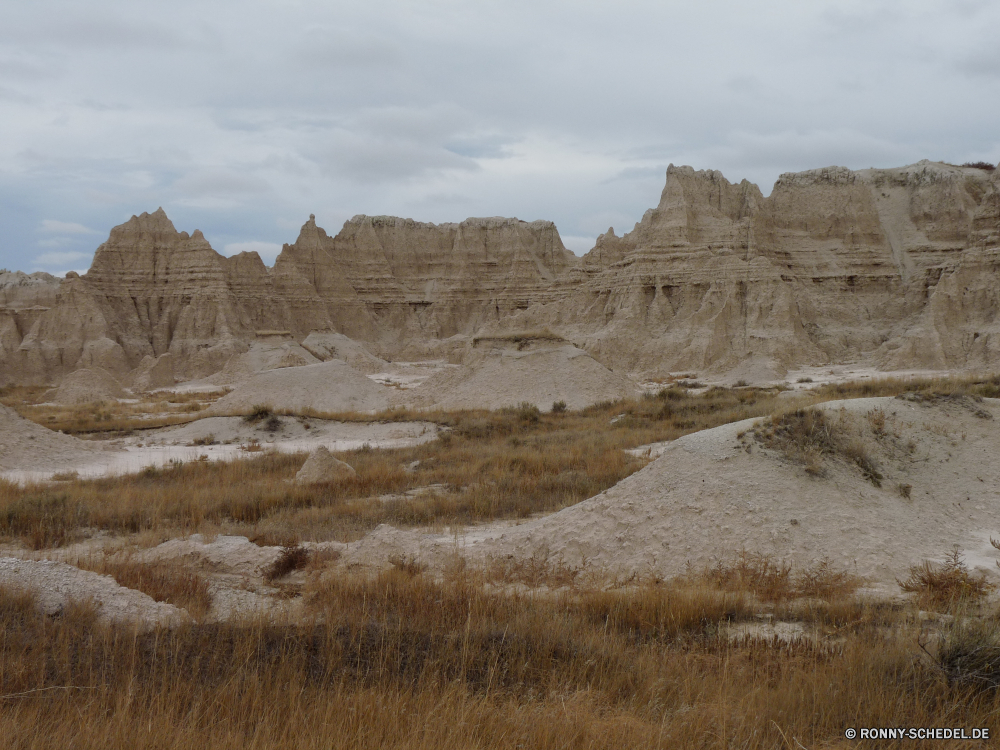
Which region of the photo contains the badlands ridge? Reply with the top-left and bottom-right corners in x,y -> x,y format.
2,158 -> 999,389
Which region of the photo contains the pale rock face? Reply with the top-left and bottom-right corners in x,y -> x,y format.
1,160 -> 999,386
300,331 -> 388,374
126,352 -> 176,392
295,445 -> 356,485
506,160 -> 1000,376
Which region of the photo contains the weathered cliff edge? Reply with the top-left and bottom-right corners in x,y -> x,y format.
1,159 -> 998,386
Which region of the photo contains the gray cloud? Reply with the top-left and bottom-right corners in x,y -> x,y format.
1,0 -> 998,272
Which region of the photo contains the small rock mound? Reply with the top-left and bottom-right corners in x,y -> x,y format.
207,360 -> 390,415
0,404 -> 105,472
49,368 -> 125,405
416,341 -> 639,411
295,446 -> 356,485
0,557 -> 188,630
208,341 -> 321,386
300,331 -> 389,374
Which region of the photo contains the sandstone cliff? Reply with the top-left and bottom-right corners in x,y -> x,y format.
504,160 -> 1000,376
1,159 -> 998,387
0,210 -> 575,385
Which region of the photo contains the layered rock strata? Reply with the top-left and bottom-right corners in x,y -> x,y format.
1,159 -> 998,386
507,160 -> 1000,375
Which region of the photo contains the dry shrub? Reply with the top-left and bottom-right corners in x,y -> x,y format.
794,559 -> 864,600
481,550 -> 582,588
76,556 -> 213,619
701,552 -> 862,603
898,550 -> 994,611
753,408 -> 883,485
264,545 -> 311,582
866,406 -> 886,436
703,551 -> 794,601
243,404 -> 273,423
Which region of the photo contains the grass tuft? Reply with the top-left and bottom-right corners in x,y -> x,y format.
898,550 -> 995,611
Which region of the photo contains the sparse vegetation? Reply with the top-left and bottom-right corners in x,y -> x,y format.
74,555 -> 213,619
0,385 -> 230,435
898,550 -> 994,611
471,329 -> 565,350
263,544 -> 311,581
243,404 -> 274,423
752,407 -> 884,485
3,373 -> 1000,746
933,617 -> 1000,691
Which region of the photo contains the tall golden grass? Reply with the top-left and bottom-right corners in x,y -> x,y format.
2,566 -> 998,749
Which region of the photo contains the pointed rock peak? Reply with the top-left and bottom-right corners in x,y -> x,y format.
595,227 -> 618,245
191,229 -> 205,240
130,207 -> 178,233
292,213 -> 329,248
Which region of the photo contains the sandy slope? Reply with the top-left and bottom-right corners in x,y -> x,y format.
403,343 -> 640,412
207,360 -> 391,415
0,404 -> 111,472
343,396 -> 1000,586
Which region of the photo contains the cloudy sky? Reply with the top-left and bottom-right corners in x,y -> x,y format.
1,0 -> 998,274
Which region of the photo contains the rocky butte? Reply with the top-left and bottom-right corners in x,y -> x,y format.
1,158 -> 998,387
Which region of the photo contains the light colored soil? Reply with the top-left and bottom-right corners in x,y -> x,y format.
340,396 -> 1000,588
47,368 -> 126,404
205,341 -> 321,386
400,344 -> 640,412
0,404 -> 111,473
0,557 -> 188,629
0,415 -> 436,483
207,360 -> 392,414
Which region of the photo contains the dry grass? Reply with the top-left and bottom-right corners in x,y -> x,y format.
73,555 -> 214,620
0,386 -> 804,548
2,565 -> 998,749
699,551 -> 863,603
3,373 -> 997,549
751,407 -> 885,485
3,372 -> 1000,745
263,545 -> 311,582
2,386 -> 231,435
898,550 -> 995,612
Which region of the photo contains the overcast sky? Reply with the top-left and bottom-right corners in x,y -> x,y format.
1,0 -> 998,274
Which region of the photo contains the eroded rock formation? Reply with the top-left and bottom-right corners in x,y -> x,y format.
1,159 -> 998,386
